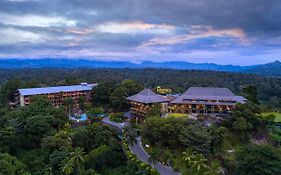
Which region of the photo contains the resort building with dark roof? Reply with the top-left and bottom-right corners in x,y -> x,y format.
126,89 -> 169,118
14,83 -> 97,107
169,87 -> 246,115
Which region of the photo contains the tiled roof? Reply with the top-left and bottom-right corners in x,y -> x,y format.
171,87 -> 246,104
18,83 -> 97,96
126,89 -> 168,104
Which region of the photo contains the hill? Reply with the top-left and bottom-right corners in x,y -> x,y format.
242,61 -> 281,76
0,58 -> 252,71
1,58 -> 281,77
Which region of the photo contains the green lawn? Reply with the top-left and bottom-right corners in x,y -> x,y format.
167,113 -> 188,119
262,112 -> 281,123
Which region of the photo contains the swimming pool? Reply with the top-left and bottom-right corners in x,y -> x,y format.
69,113 -> 88,122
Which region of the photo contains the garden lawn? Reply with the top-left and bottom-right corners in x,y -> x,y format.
167,113 -> 188,119
262,112 -> 281,123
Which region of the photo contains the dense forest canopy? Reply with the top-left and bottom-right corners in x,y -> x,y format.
0,68 -> 281,108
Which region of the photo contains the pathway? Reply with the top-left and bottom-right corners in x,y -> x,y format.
101,117 -> 180,175
101,117 -> 127,131
130,137 -> 180,175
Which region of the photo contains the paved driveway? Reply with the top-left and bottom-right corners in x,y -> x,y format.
101,117 -> 127,131
102,117 -> 181,175
130,137 -> 180,175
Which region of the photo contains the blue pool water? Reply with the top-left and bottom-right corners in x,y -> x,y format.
69,113 -> 88,121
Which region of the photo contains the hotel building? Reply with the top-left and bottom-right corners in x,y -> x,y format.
15,83 -> 97,107
169,87 -> 246,115
126,89 -> 169,118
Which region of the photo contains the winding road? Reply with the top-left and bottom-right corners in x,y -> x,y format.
102,117 -> 180,175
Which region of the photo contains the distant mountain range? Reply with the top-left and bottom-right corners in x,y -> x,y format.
0,58 -> 281,77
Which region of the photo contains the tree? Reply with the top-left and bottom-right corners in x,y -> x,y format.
61,158 -> 74,175
210,126 -> 225,154
69,147 -> 85,174
22,114 -> 56,148
78,96 -> 86,111
243,85 -> 259,104
148,150 -> 158,168
182,148 -> 196,167
120,79 -> 143,96
178,122 -> 212,155
84,169 -> 100,175
124,126 -> 138,145
64,98 -> 74,117
232,117 -> 252,143
0,79 -> 22,107
234,144 -> 281,175
146,104 -> 162,118
204,161 -> 223,175
92,82 -> 114,106
0,153 -> 30,175
182,148 -> 207,175
110,86 -> 129,110
190,153 -> 207,172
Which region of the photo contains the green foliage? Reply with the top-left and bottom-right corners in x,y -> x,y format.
234,144 -> 281,175
1,68 -> 281,108
72,124 -> 117,152
269,126 -> 281,146
143,117 -> 184,147
109,112 -> 126,123
110,86 -> 129,110
182,148 -> 223,175
0,153 -> 30,175
146,104 -> 162,118
178,121 -> 212,155
142,117 -> 213,155
243,85 -> 259,104
209,126 -> 225,154
92,82 -> 114,106
226,102 -> 272,143
63,97 -> 75,116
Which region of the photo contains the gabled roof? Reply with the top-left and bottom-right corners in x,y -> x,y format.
18,83 -> 97,96
126,89 -> 168,104
183,87 -> 234,96
171,87 -> 246,104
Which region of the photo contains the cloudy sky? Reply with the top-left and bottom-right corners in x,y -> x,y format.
0,0 -> 280,65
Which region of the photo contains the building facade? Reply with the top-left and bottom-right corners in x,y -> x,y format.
126,89 -> 169,118
15,83 -> 97,107
169,87 -> 246,115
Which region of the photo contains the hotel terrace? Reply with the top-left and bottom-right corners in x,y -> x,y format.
14,83 -> 97,107
126,89 -> 169,118
169,87 -> 246,115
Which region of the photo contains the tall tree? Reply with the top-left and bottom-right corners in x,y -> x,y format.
0,153 -> 30,175
64,98 -> 74,117
243,85 -> 259,104
234,144 -> 281,175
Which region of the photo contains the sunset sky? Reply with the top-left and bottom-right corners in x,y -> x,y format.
0,0 -> 280,65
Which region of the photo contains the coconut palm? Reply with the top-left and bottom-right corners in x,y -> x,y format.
69,147 -> 85,174
182,148 -> 196,166
190,153 -> 207,172
148,150 -> 158,168
203,161 -> 223,175
61,158 -> 74,175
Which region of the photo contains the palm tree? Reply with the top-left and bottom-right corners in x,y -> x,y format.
203,161 -> 223,175
182,148 -> 196,166
64,98 -> 74,117
124,126 -> 137,145
148,150 -> 158,168
190,153 -> 207,172
61,158 -> 74,175
69,147 -> 85,174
